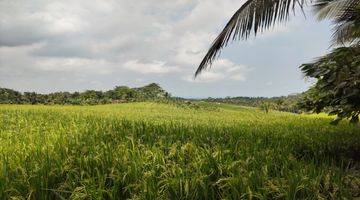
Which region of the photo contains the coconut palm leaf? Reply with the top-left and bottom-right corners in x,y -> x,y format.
314,0 -> 358,19
314,0 -> 360,45
332,20 -> 360,45
195,0 -> 307,76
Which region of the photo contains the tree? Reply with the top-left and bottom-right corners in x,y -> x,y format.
79,90 -> 105,105
113,86 -> 137,100
47,92 -> 72,104
299,46 -> 360,123
23,92 -> 38,105
136,83 -> 168,99
0,88 -> 22,104
195,0 -> 360,75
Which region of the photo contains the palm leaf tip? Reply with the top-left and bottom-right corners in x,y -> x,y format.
194,0 -> 306,77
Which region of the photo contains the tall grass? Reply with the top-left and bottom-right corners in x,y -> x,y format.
0,103 -> 359,199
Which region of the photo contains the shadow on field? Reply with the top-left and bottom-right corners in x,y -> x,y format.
292,140 -> 360,169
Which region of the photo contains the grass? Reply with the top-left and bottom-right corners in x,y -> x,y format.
0,102 -> 359,199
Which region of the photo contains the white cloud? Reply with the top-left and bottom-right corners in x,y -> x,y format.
183,71 -> 225,83
266,81 -> 273,86
183,59 -> 251,83
0,0 -> 250,74
35,58 -> 114,74
173,32 -> 215,66
230,73 -> 247,81
35,2 -> 88,34
123,60 -> 181,74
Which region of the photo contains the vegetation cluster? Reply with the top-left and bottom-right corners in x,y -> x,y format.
300,46 -> 360,124
204,94 -> 302,114
0,83 -> 169,105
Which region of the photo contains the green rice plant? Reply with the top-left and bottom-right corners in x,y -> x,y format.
0,103 -> 359,199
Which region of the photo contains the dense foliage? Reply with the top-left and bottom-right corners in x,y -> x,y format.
204,94 -> 302,113
1,103 -> 359,199
0,83 -> 170,105
299,46 -> 360,124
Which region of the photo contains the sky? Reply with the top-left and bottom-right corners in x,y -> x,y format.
0,0 -> 333,98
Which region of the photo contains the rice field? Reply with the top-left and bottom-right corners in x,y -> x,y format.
0,102 -> 359,199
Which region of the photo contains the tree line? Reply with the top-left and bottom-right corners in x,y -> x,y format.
204,94 -> 302,114
0,83 -> 170,105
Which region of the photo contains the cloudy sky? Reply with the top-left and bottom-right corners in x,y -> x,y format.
0,0 -> 332,98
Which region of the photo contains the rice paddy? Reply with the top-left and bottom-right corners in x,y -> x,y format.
0,102 -> 359,199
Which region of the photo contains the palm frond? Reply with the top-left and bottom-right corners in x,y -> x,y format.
195,0 -> 306,77
332,21 -> 360,45
314,0 -> 358,19
314,0 -> 360,45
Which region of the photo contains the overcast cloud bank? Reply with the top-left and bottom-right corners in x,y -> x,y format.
0,0 -> 332,97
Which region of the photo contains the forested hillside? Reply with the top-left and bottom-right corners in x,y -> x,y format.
0,83 -> 169,105
204,94 -> 302,113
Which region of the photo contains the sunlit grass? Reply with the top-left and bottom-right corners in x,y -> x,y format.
0,102 -> 359,199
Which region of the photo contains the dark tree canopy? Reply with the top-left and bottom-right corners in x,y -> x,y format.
299,46 -> 360,123
0,83 -> 170,105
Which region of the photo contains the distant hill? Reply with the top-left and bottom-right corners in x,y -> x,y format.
0,83 -> 170,105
